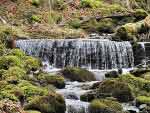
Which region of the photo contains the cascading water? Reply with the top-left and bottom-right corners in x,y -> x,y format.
16,39 -> 138,113
16,39 -> 134,70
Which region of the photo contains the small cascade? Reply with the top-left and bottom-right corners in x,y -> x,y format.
16,39 -> 134,70
135,42 -> 150,66
56,81 -> 98,113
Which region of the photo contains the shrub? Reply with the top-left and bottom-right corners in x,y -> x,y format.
61,67 -> 96,82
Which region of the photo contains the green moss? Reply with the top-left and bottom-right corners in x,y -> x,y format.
115,16 -> 149,41
97,79 -> 134,102
31,0 -> 40,7
68,19 -> 81,29
25,93 -> 66,113
96,18 -> 115,33
18,80 -> 49,101
90,99 -> 123,113
36,73 -> 65,88
23,56 -> 41,72
119,74 -> 150,96
134,9 -> 148,20
136,96 -> 150,105
8,49 -> 25,58
61,67 -> 96,82
3,66 -> 26,80
31,15 -> 41,23
0,55 -> 23,70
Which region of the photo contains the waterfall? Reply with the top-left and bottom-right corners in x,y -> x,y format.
137,42 -> 150,66
16,39 -> 134,70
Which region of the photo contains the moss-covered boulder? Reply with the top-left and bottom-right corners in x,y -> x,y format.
119,74 -> 150,95
81,79 -> 134,102
133,9 -> 148,20
136,96 -> 150,105
25,93 -> 66,113
36,73 -> 65,89
89,99 -> 124,113
60,67 -> 96,82
115,15 -> 150,41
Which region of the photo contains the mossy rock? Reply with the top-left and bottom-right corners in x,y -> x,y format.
25,93 -> 66,113
0,55 -> 23,70
36,73 -> 65,89
60,67 -> 96,82
89,99 -> 124,113
97,80 -> 134,102
23,56 -> 41,72
136,96 -> 150,105
133,9 -> 148,20
115,16 -> 149,41
81,79 -> 134,102
119,74 -> 150,94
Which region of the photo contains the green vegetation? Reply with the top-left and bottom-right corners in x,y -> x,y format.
90,99 -> 124,113
25,94 -> 66,113
61,67 -> 96,82
81,79 -> 134,102
35,73 -> 65,88
136,96 -> 150,105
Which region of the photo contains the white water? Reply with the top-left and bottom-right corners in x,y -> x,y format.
16,39 -> 134,70
16,39 -> 140,113
56,81 -> 97,113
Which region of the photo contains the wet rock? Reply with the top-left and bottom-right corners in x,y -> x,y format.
105,70 -> 119,78
60,67 -> 96,82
